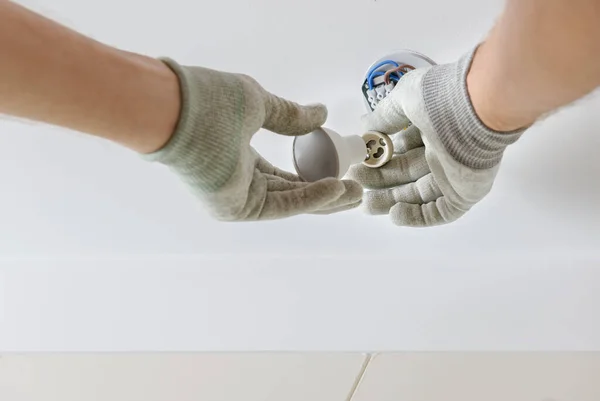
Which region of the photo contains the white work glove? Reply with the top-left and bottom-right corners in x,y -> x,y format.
347,49 -> 523,227
143,59 -> 362,221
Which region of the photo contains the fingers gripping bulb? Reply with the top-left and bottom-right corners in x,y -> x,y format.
292,128 -> 393,182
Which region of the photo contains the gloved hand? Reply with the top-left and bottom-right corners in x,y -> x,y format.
143,59 -> 362,221
347,49 -> 523,227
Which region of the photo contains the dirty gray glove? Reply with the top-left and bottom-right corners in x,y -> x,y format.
347,49 -> 523,227
143,59 -> 362,221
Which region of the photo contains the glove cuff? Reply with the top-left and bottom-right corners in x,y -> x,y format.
422,47 -> 524,169
140,58 -> 242,192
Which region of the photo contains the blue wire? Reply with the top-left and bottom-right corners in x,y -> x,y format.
367,71 -> 386,89
367,60 -> 399,76
367,60 -> 399,89
368,70 -> 403,87
389,71 -> 403,80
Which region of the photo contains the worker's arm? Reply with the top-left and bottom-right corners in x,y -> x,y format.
0,1 -> 362,221
469,0 -> 600,131
0,0 -> 180,153
348,0 -> 600,227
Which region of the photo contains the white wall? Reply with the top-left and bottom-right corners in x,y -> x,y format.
1,258 -> 599,351
1,0 -> 599,351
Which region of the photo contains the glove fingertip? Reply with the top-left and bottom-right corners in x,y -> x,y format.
312,199 -> 362,215
314,177 -> 347,198
263,93 -> 328,136
360,98 -> 410,135
345,164 -> 386,190
295,103 -> 328,135
389,202 -> 425,227
344,163 -> 364,182
360,111 -> 380,132
340,179 -> 364,201
361,190 -> 394,216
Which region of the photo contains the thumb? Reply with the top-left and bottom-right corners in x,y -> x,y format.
262,91 -> 327,136
361,91 -> 410,135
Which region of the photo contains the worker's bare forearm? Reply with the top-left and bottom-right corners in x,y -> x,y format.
468,0 -> 600,131
0,1 -> 179,153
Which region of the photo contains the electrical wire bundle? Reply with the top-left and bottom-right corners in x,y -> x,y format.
363,60 -> 415,111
